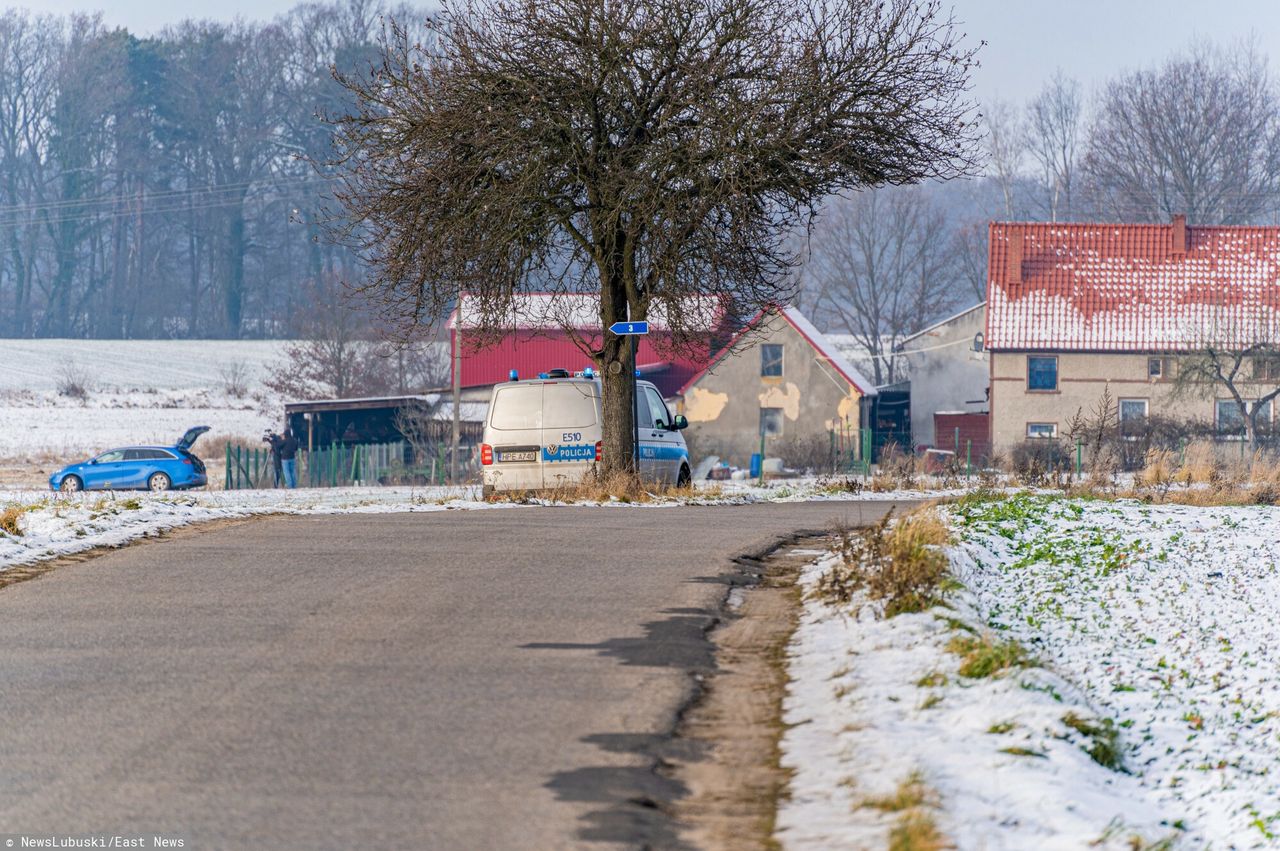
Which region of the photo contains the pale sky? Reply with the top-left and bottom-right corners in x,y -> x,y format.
18,0 -> 1280,108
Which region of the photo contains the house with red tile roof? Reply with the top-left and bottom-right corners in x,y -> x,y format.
986,215 -> 1280,451
672,305 -> 877,468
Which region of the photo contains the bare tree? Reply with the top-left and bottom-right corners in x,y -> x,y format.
267,276 -> 448,399
265,277 -> 380,399
983,98 -> 1025,220
1083,41 -> 1280,224
950,220 -> 989,303
805,186 -> 961,386
1025,70 -> 1081,221
1172,338 -> 1280,444
325,0 -> 979,474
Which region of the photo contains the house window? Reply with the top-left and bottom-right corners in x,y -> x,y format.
1148,357 -> 1165,380
1119,399 -> 1149,438
760,407 -> 784,437
1216,399 -> 1246,438
1026,423 -> 1057,439
1255,356 -> 1280,382
1027,356 -> 1058,391
761,344 -> 784,377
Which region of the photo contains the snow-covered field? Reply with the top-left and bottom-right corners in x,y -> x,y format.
780,494 -> 1280,850
0,340 -> 289,470
0,340 -> 287,392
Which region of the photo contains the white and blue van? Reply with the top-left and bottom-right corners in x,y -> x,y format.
480,369 -> 690,495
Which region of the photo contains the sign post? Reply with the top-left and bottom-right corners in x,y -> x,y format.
609,320 -> 651,472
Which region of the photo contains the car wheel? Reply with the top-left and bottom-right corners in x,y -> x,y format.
148,472 -> 171,492
677,465 -> 691,488
59,475 -> 83,494
482,484 -> 495,500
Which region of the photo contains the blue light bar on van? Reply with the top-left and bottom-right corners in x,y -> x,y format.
538,372 -> 549,379
583,367 -> 594,378
509,369 -> 519,381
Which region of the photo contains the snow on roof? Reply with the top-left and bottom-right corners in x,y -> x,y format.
900,302 -> 986,345
986,220 -> 1280,351
781,307 -> 878,396
677,306 -> 878,397
447,292 -> 724,332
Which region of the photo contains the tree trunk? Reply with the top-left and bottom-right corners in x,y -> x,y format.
597,332 -> 637,477
225,200 -> 246,338
597,253 -> 638,477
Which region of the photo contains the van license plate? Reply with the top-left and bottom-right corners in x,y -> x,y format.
499,451 -> 536,462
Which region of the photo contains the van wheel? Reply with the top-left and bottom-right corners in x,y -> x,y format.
482,485 -> 494,500
677,465 -> 691,488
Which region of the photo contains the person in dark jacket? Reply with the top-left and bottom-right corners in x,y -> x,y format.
279,428 -> 300,488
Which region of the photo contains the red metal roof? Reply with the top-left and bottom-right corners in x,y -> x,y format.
452,329 -> 707,398
985,219 -> 1280,351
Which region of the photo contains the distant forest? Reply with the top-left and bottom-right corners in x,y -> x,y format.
0,0 -> 428,340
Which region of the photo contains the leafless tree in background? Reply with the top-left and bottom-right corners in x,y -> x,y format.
950,220 -> 990,303
983,99 -> 1025,220
805,187 -> 961,386
1025,70 -> 1082,221
327,0 -> 980,473
1083,41 -> 1280,224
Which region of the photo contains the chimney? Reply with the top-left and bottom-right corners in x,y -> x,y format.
1170,214 -> 1187,256
1005,226 -> 1024,285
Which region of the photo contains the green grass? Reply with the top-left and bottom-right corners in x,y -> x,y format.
1062,711 -> 1125,771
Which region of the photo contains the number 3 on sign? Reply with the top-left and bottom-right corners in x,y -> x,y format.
562,432 -> 582,442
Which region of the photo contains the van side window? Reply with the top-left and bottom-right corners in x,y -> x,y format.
644,387 -> 670,429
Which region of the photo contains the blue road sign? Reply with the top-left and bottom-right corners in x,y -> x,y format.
608,321 -> 649,335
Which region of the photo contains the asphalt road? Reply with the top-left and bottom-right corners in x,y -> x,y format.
0,500 -> 901,850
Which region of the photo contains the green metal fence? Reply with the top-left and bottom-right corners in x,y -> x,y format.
223,440 -> 458,489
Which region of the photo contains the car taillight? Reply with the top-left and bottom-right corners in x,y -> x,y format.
481,443 -> 494,465
182,458 -> 193,465
595,440 -> 602,462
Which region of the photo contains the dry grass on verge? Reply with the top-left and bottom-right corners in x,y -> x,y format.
945,632 -> 1031,679
816,507 -> 950,617
486,469 -> 721,504
0,504 -> 26,536
1120,442 -> 1280,506
862,772 -> 954,851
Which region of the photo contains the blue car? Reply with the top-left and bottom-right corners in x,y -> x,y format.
50,426 -> 211,493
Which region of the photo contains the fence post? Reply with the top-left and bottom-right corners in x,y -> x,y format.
966,439 -> 972,478
1075,439 -> 1082,477
954,426 -> 960,455
758,431 -> 766,486
225,444 -> 231,491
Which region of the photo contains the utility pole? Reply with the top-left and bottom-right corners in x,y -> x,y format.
450,296 -> 462,484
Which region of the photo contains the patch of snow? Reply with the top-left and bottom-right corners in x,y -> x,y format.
779,495 -> 1280,849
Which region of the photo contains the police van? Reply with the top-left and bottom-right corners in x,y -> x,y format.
480,368 -> 691,495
